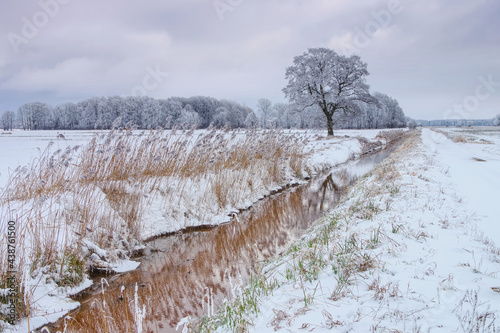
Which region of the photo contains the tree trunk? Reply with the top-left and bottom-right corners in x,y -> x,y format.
326,113 -> 334,137
321,104 -> 335,137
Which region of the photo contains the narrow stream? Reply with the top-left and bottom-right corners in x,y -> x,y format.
47,143 -> 398,333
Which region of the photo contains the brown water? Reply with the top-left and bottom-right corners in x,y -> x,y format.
46,145 -> 397,333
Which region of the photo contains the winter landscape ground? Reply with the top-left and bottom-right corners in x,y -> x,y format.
1,126 -> 499,332
0,127 -> 399,332
196,127 -> 500,332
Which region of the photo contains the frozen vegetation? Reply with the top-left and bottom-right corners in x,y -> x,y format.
4,126 -> 500,332
196,127 -> 500,332
1,92 -> 407,132
0,127 -> 404,331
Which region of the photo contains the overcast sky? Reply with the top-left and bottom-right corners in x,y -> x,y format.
1,0 -> 499,120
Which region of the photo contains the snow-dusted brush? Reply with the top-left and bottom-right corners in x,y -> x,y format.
0,124 -> 308,329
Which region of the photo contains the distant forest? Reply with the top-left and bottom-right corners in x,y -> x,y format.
415,118 -> 499,127
2,93 -> 409,131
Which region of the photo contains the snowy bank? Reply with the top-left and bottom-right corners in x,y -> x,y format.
198,128 -> 500,332
0,128 -> 403,331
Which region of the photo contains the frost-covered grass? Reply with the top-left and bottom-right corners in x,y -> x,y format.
194,142 -> 404,332
434,126 -> 500,144
0,126 -> 404,331
195,128 -> 500,332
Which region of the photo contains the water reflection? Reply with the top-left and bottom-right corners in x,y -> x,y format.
48,146 -> 396,333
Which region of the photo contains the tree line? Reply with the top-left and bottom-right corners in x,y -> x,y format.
1,96 -> 256,131
1,47 -> 415,132
2,46 -> 498,134
413,118 -> 499,127
258,92 -> 407,130
1,93 -> 407,131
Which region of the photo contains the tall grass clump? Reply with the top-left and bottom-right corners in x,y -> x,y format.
0,124 -> 308,327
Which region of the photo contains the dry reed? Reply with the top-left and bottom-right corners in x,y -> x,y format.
0,126 -> 307,326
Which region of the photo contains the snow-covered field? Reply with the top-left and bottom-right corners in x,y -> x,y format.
5,126 -> 500,332
0,130 -> 102,188
197,127 -> 500,332
0,128 -> 402,332
0,128 -> 390,187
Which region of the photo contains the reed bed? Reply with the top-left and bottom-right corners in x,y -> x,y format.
0,125 -> 308,327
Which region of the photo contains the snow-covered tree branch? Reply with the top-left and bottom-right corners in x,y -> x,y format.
283,47 -> 377,136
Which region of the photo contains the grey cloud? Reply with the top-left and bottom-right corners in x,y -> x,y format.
0,0 -> 499,120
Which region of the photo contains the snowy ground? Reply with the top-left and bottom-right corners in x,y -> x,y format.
206,127 -> 500,332
0,128 -> 400,332
432,127 -> 500,246
0,130 -> 101,188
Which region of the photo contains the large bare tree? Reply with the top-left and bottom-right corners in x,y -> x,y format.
283,48 -> 376,136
